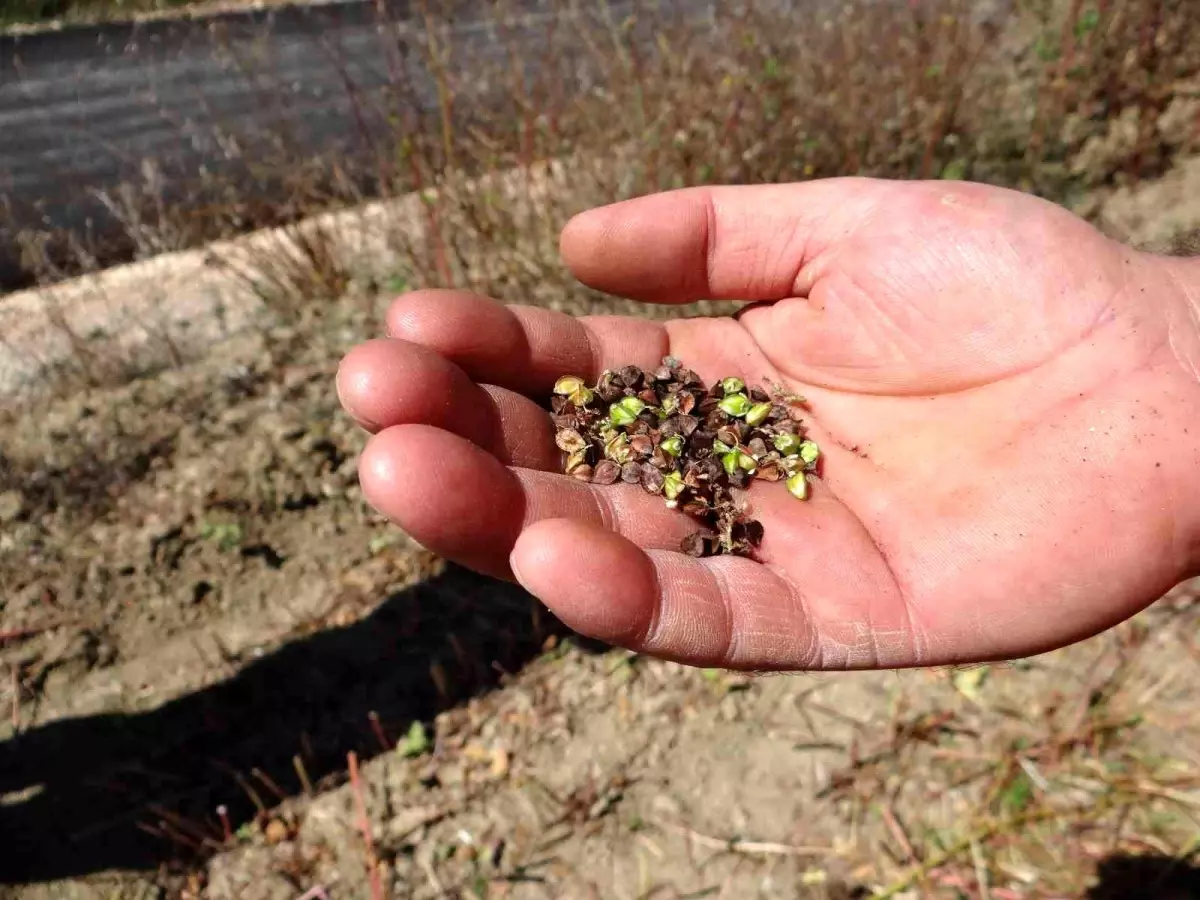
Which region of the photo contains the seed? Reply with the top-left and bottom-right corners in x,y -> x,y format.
565,449 -> 589,473
734,520 -> 765,546
555,429 -> 587,453
641,465 -> 666,494
569,386 -> 595,407
681,498 -> 710,517
653,365 -> 674,382
592,460 -> 621,485
773,432 -> 802,456
678,392 -> 697,415
737,451 -> 757,472
554,375 -> 586,396
745,402 -> 773,426
721,376 -> 745,395
721,452 -> 740,476
659,393 -> 680,416
662,471 -> 685,501
681,533 -> 717,558
660,435 -> 684,457
786,472 -> 809,500
718,393 -> 753,417
630,434 -> 654,457
621,462 -> 643,484
799,440 -> 821,467
678,369 -> 702,386
704,408 -> 729,429
617,365 -> 645,388
571,465 -> 594,482
596,372 -> 623,402
605,433 -> 632,463
663,355 -> 681,369
619,396 -> 647,416
756,461 -> 783,481
749,387 -> 770,403
747,436 -> 768,458
676,414 -> 700,436
610,406 -> 636,427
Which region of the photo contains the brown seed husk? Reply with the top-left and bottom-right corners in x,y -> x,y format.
592,460 -> 621,485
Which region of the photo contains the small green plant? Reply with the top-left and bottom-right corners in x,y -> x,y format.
999,771 -> 1034,814
397,721 -> 430,758
200,520 -> 244,552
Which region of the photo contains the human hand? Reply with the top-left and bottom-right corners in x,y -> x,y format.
337,178 -> 1200,670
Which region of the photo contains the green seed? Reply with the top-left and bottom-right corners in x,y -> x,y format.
660,435 -> 684,457
659,393 -> 679,415
721,376 -> 745,395
605,433 -> 632,463
737,451 -> 757,472
712,439 -> 733,456
773,433 -> 801,456
721,452 -> 740,476
565,449 -> 588,473
610,406 -> 636,426
554,375 -> 586,396
569,386 -> 594,407
610,396 -> 647,425
799,440 -> 820,467
663,471 -> 685,501
718,393 -> 753,417
745,402 -> 772,426
786,472 -> 809,500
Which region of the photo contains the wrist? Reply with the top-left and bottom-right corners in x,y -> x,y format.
1145,250 -> 1200,576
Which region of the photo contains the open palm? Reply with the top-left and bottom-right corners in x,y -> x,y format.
338,178 -> 1200,670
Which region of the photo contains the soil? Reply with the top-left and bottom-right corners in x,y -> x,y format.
4,160 -> 1200,899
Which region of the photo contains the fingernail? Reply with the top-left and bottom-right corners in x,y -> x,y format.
509,551 -> 533,593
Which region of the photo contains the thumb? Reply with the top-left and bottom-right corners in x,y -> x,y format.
558,178 -> 889,306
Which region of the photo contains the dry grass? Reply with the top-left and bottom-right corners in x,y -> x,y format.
9,0 -> 1199,332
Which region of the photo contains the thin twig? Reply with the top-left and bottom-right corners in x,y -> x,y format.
348,751 -> 385,900
653,819 -> 831,858
881,803 -> 917,864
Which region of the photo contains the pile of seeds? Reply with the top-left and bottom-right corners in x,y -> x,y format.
550,357 -> 820,558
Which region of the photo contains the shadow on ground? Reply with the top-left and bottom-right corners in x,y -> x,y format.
1087,853 -> 1200,899
0,564 -> 597,884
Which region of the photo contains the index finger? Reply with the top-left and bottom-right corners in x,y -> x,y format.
558,179 -> 890,305
386,289 -> 669,398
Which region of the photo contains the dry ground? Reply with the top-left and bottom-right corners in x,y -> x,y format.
4,154 -> 1200,898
